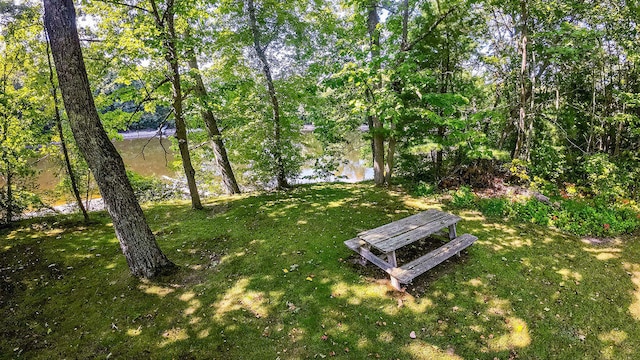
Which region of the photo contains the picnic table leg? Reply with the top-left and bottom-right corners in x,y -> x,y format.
448,224 -> 461,256
386,251 -> 401,290
448,224 -> 458,240
359,243 -> 371,266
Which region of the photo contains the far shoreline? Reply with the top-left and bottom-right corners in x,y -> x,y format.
117,124 -> 369,140
118,128 -> 176,140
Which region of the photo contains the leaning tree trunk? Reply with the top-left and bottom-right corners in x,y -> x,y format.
43,0 -> 174,278
247,0 -> 288,189
187,51 -> 241,195
367,1 -> 386,186
46,35 -> 89,222
152,0 -> 203,209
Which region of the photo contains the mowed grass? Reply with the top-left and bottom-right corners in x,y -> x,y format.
1,182 -> 640,359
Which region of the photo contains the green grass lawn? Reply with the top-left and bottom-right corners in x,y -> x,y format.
2,183 -> 640,359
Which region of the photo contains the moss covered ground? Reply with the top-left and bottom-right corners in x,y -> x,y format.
2,183 -> 640,359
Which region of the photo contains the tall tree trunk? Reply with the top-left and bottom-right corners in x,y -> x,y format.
384,0 -> 409,185
246,0 -> 288,189
186,50 -> 241,195
587,67 -> 597,154
435,0 -> 450,180
146,0 -> 201,209
46,35 -> 89,222
524,47 -> 535,161
384,123 -> 396,184
367,114 -> 375,158
614,104 -> 625,157
149,0 -> 202,209
1,119 -> 12,223
514,0 -> 528,160
44,0 -> 174,278
367,1 -> 385,186
5,166 -> 12,224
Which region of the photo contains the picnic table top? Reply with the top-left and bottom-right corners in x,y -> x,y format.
357,209 -> 461,253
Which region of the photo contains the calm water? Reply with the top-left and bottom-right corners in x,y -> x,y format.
36,137 -> 177,194
33,134 -> 371,197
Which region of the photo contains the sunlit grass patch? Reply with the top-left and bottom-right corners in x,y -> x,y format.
2,183 -> 640,359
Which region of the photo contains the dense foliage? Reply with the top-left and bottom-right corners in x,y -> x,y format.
1,0 -> 639,232
448,186 -> 640,237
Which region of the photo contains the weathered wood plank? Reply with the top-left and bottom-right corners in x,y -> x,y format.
394,234 -> 477,284
344,237 -> 365,251
358,210 -> 454,242
448,224 -> 457,240
368,216 -> 462,253
344,238 -> 396,272
386,251 -> 400,289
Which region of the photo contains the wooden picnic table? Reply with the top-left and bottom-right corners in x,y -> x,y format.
345,209 -> 477,290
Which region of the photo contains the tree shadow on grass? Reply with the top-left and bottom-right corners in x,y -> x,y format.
3,183 -> 640,359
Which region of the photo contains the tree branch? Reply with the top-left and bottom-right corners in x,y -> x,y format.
125,77 -> 171,125
140,108 -> 174,164
148,0 -> 163,26
99,0 -> 151,14
404,6 -> 457,52
79,37 -> 105,42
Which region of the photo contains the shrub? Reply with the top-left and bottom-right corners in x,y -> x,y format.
126,171 -> 181,203
553,200 -> 640,237
414,181 -> 436,197
512,199 -> 553,226
471,193 -> 640,237
506,159 -> 530,184
0,188 -> 44,225
450,186 -> 476,208
581,154 -> 627,201
478,197 -> 510,218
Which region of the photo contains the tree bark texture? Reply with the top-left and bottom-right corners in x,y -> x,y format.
247,0 -> 288,189
43,0 -> 174,278
187,52 -> 241,195
151,0 -> 203,209
367,1 -> 386,186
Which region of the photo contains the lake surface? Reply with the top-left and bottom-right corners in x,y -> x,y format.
36,137 -> 176,192
33,133 -> 371,198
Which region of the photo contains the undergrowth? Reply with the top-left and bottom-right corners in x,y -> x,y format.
449,186 -> 640,237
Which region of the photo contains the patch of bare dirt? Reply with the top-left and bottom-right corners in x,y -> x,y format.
581,237 -> 618,246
